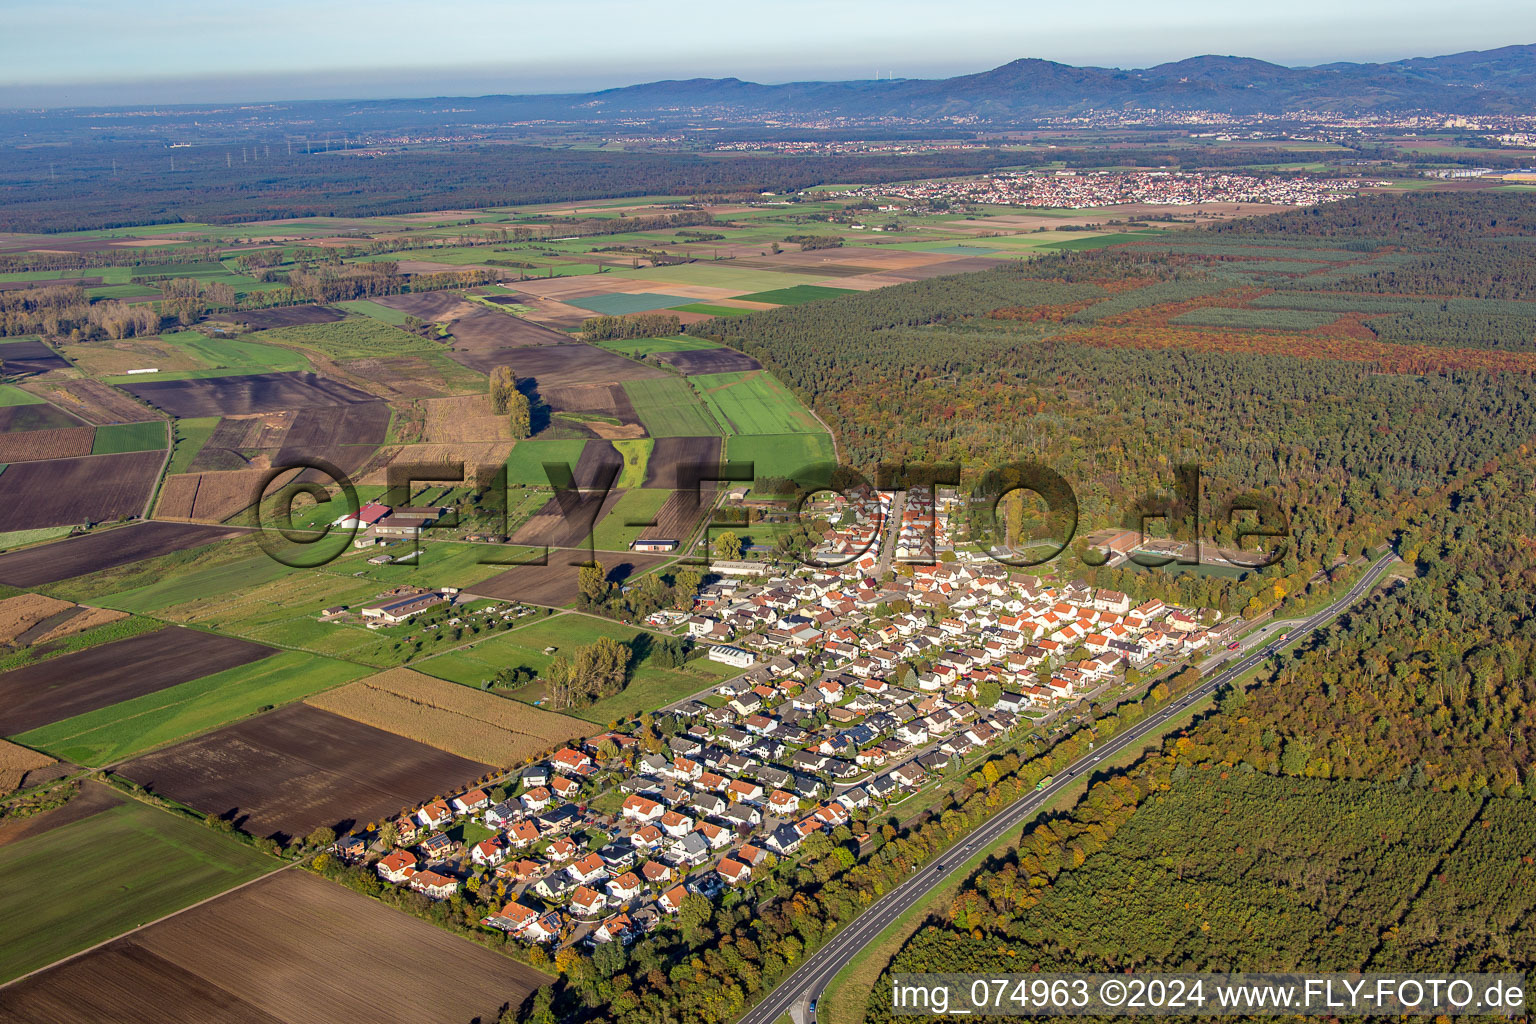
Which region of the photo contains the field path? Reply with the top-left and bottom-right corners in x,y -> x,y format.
141,419 -> 174,520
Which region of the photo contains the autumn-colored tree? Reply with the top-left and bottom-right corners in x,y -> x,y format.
489,365 -> 517,414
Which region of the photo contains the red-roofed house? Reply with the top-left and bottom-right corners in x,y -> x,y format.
484,901 -> 538,934
658,884 -> 689,915
717,857 -> 752,885
408,869 -> 459,900
470,837 -> 506,866
452,789 -> 489,815
416,799 -> 452,831
377,849 -> 417,884
606,871 -> 643,901
570,885 -> 607,917
568,852 -> 608,885
622,794 -> 665,823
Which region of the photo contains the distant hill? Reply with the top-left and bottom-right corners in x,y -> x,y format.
437,44 -> 1536,122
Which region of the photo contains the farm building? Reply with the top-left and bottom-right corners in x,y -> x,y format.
361,590 -> 449,624
630,538 -> 678,552
708,645 -> 756,669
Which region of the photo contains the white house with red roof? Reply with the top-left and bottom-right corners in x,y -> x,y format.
470,837 -> 506,866
621,794 -> 665,824
377,849 -> 417,884
570,885 -> 607,917
483,901 -> 538,934
658,884 -> 689,915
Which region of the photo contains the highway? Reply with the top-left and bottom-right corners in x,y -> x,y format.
735,552 -> 1399,1024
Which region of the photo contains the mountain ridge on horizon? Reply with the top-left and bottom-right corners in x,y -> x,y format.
11,43 -> 1536,122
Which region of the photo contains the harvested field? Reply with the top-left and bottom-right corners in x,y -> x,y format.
0,627 -> 276,736
640,488 -> 712,543
0,521 -> 249,587
0,340 -> 70,377
512,488 -> 625,548
566,439 -> 624,489
187,411 -> 296,471
61,338 -> 208,376
122,371 -> 376,418
306,667 -> 590,766
0,594 -> 75,644
0,738 -> 54,796
0,870 -> 546,1024
0,450 -> 164,532
0,403 -> 86,434
536,383 -> 645,438
448,306 -> 571,351
30,606 -> 128,645
230,304 -> 343,329
0,425 -> 94,463
472,551 -> 669,606
451,340 -> 668,382
643,435 -> 724,489
270,443 -> 380,483
17,379 -> 151,425
329,352 -> 483,399
283,401 -> 391,448
356,443 -> 514,487
201,411 -> 297,451
0,781 -> 118,847
155,469 -> 272,523
373,291 -> 480,321
874,254 -> 1012,281
117,703 -> 492,842
422,394 -> 512,443
649,347 -> 762,375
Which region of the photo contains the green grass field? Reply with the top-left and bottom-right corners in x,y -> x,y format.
692,371 -> 823,435
335,299 -> 412,325
417,612 -> 736,722
95,553 -> 296,613
159,330 -> 310,372
0,385 -> 44,408
725,432 -> 837,482
246,317 -> 439,358
670,303 -> 754,318
14,651 -> 368,766
596,336 -> 723,355
734,284 -> 854,306
567,292 -> 695,315
623,377 -> 723,437
1038,231 -> 1165,251
91,420 -> 167,455
0,616 -> 161,676
0,798 -> 275,982
590,488 -> 672,551
611,438 -> 652,489
505,438 -> 590,487
0,526 -> 74,551
607,263 -> 805,293
165,416 -> 221,475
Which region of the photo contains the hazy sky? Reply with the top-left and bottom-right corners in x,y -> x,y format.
3,0 -> 1533,107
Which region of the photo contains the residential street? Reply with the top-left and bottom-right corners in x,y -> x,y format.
735,552 -> 1400,1024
